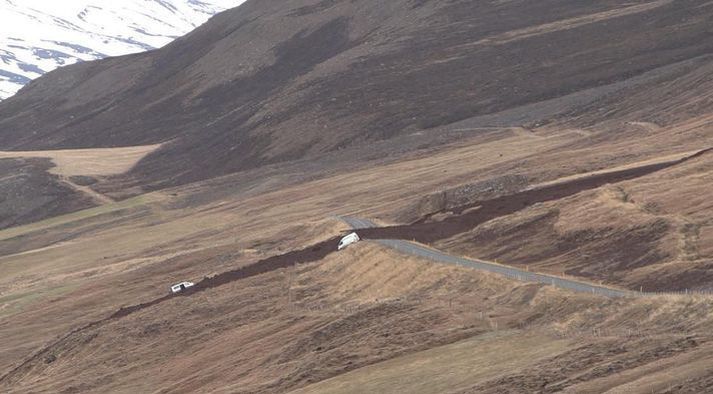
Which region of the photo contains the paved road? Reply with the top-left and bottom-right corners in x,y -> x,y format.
340,216 -> 633,298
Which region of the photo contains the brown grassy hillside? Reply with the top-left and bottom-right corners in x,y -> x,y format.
1,0 -> 712,193
0,117 -> 711,391
1,0 -> 713,392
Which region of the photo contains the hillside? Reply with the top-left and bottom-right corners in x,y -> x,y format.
1,0 -> 713,393
0,0 -> 246,99
1,131 -> 712,391
1,0 -> 712,192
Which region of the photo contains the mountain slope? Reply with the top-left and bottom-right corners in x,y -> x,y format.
1,0 -> 712,194
2,1 -> 713,391
0,0 -> 246,99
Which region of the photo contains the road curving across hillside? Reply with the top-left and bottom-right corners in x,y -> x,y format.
340,216 -> 633,298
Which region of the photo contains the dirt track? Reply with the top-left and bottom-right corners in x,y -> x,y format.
112,236 -> 341,319
57,175 -> 114,205
0,235 -> 342,385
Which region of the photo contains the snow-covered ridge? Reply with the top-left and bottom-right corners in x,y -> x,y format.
0,0 -> 246,100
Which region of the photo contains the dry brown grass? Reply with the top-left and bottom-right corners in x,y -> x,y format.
0,243 -> 524,393
0,144 -> 160,176
5,236 -> 713,393
428,116 -> 713,290
526,148 -> 704,190
0,115 -> 712,391
290,331 -> 570,394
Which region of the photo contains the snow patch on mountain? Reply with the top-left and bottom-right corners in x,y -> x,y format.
0,0 -> 246,99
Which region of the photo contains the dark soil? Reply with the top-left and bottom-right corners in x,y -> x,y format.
358,149 -> 711,244
111,236 -> 342,320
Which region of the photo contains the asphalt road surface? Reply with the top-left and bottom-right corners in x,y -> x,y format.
340,216 -> 633,298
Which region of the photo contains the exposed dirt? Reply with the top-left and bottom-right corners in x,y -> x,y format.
358,148 -> 710,246
56,175 -> 114,205
112,236 -> 341,320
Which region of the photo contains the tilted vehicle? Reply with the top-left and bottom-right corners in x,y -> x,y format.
338,232 -> 360,250
170,281 -> 195,293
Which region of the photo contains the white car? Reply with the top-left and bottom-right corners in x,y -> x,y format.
170,281 -> 195,293
338,232 -> 360,250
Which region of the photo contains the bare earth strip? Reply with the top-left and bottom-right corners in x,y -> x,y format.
56,175 -> 115,205
526,148 -> 708,190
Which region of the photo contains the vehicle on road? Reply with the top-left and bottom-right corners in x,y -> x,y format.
170,281 -> 195,293
338,232 -> 360,250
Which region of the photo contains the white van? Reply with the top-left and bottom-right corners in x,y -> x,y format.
170,281 -> 195,293
338,232 -> 360,250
